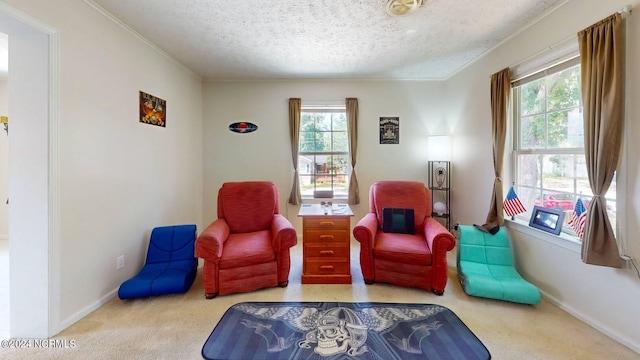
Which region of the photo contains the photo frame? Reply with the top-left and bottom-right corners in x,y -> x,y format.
528,206 -> 565,235
139,91 -> 166,127
379,117 -> 399,144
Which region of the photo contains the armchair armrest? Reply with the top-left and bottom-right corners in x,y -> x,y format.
195,219 -> 230,261
352,212 -> 378,246
423,217 -> 456,253
353,212 -> 379,282
271,214 -> 297,251
424,217 -> 456,294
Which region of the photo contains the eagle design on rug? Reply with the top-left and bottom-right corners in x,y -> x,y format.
234,303 -> 446,357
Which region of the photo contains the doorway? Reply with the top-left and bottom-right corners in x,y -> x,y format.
0,3 -> 60,338
0,31 -> 7,340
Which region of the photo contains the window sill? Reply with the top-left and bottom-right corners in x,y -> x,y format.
505,218 -> 581,254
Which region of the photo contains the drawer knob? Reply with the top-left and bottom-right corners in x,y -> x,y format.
319,250 -> 335,256
320,235 -> 335,241
320,265 -> 334,271
319,221 -> 335,227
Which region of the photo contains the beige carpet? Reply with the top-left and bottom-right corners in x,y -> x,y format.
1,242 -> 638,360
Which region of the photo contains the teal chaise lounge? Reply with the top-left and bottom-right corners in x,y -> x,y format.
457,225 -> 540,305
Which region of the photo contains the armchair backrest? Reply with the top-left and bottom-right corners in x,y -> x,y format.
369,181 -> 431,234
146,224 -> 197,264
217,181 -> 279,233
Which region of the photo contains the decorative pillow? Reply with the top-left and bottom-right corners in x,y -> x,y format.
382,208 -> 416,234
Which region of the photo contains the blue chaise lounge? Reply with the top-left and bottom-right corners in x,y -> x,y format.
118,224 -> 198,299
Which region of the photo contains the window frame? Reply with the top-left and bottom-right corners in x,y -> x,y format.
510,56 -> 617,241
298,105 -> 350,199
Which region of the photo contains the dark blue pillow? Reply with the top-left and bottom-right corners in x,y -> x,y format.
382,208 -> 416,234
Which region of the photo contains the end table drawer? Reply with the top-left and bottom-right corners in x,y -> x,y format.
304,229 -> 348,243
305,259 -> 350,274
303,217 -> 350,230
304,244 -> 349,258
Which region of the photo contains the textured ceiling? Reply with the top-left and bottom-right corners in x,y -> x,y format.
87,1 -> 567,80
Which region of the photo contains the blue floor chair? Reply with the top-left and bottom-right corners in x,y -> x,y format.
457,225 -> 541,305
118,224 -> 198,299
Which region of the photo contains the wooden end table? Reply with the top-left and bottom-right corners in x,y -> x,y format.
297,204 -> 353,284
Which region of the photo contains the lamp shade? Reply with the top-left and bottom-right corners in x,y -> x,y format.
428,135 -> 451,161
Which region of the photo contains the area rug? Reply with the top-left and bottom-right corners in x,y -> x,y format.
202,302 -> 490,360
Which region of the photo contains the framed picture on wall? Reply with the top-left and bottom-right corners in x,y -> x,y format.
139,91 -> 166,127
379,117 -> 399,144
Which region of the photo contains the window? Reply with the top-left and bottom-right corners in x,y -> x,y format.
298,106 -> 349,198
512,59 -> 616,239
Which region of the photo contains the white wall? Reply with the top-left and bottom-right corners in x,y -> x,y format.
444,0 -> 640,352
0,78 -> 7,239
2,0 -> 203,335
202,80 -> 447,230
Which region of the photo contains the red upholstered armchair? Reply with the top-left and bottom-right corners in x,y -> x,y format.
352,181 -> 456,295
195,181 -> 297,299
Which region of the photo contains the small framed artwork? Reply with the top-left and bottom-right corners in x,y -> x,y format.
379,117 -> 399,144
140,91 -> 166,127
528,206 -> 565,235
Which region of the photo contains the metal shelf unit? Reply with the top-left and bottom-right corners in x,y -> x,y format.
428,161 -> 451,230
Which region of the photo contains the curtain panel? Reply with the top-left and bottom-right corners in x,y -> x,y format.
578,13 -> 624,268
346,98 -> 360,205
481,68 -> 510,232
288,98 -> 302,205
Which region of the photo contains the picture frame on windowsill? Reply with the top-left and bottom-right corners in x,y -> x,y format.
528,206 -> 565,235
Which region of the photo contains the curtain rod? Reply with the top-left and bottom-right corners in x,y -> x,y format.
490,35 -> 575,78
619,4 -> 633,17
492,5 -> 633,78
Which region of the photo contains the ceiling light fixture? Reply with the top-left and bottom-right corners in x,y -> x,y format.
385,0 -> 424,17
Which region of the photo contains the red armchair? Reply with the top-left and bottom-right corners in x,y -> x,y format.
352,181 -> 456,295
195,181 -> 297,299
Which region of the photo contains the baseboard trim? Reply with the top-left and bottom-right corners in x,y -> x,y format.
58,288 -> 118,332
540,290 -> 640,354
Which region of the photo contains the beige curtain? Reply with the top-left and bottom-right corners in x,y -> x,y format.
346,98 -> 360,205
481,68 -> 510,232
578,13 -> 624,268
288,98 -> 302,205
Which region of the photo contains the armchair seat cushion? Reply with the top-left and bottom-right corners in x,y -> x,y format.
375,232 -> 432,265
219,230 -> 275,269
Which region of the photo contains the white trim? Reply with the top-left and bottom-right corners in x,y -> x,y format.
48,30 -> 61,336
59,288 -> 118,331
82,0 -> 201,81
0,2 -> 57,34
507,219 -> 639,352
540,289 -> 640,354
